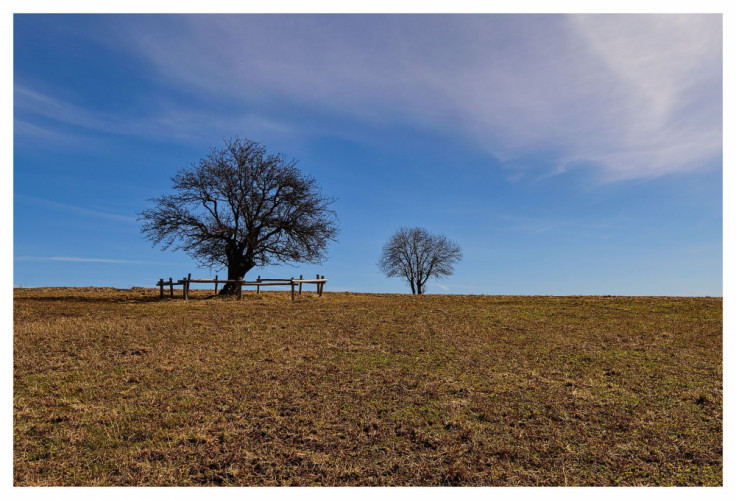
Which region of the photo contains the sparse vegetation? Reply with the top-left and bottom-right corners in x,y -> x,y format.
14,288 -> 722,486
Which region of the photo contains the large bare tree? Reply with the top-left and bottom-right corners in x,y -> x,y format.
139,137 -> 338,294
378,227 -> 462,295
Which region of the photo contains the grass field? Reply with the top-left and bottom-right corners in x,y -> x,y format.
13,287 -> 722,486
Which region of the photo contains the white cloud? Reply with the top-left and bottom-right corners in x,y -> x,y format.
127,14 -> 722,182
562,15 -> 722,181
18,14 -> 722,183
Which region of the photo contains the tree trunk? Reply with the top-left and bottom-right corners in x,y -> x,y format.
416,279 -> 423,295
219,260 -> 253,295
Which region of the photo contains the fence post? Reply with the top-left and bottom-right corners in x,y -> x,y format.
169,277 -> 174,298
291,277 -> 295,301
237,280 -> 243,300
299,274 -> 303,295
184,273 -> 191,300
257,275 -> 261,295
320,275 -> 325,296
214,274 -> 218,294
159,278 -> 164,299
316,274 -> 320,295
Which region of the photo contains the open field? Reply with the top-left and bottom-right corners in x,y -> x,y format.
13,287 -> 722,486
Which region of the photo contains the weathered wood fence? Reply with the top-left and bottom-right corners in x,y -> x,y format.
156,274 -> 327,301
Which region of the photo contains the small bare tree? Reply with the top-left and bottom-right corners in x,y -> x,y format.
139,137 -> 338,294
378,227 -> 462,295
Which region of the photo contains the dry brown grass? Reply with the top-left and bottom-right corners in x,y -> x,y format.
14,287 -> 722,486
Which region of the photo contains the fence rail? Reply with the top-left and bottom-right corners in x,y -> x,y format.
156,274 -> 327,301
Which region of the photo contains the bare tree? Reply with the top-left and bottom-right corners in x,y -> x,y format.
139,137 -> 338,294
378,227 -> 462,295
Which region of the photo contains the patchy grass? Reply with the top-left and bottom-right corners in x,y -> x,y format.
14,288 -> 721,486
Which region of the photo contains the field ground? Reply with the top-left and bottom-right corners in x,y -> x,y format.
13,287 -> 722,486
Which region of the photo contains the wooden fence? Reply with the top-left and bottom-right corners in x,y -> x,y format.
156,274 -> 327,301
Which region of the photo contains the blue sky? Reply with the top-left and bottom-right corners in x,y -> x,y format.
12,14 -> 723,295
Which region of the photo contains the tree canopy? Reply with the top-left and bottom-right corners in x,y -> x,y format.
378,227 -> 462,294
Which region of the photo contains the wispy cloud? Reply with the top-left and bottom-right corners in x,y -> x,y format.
15,194 -> 137,223
495,213 -> 617,236
14,119 -> 86,146
125,15 -> 724,182
14,85 -> 296,144
15,86 -> 114,132
16,14 -> 721,183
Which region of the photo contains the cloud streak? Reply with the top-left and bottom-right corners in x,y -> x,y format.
15,194 -> 137,223
14,85 -> 297,145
